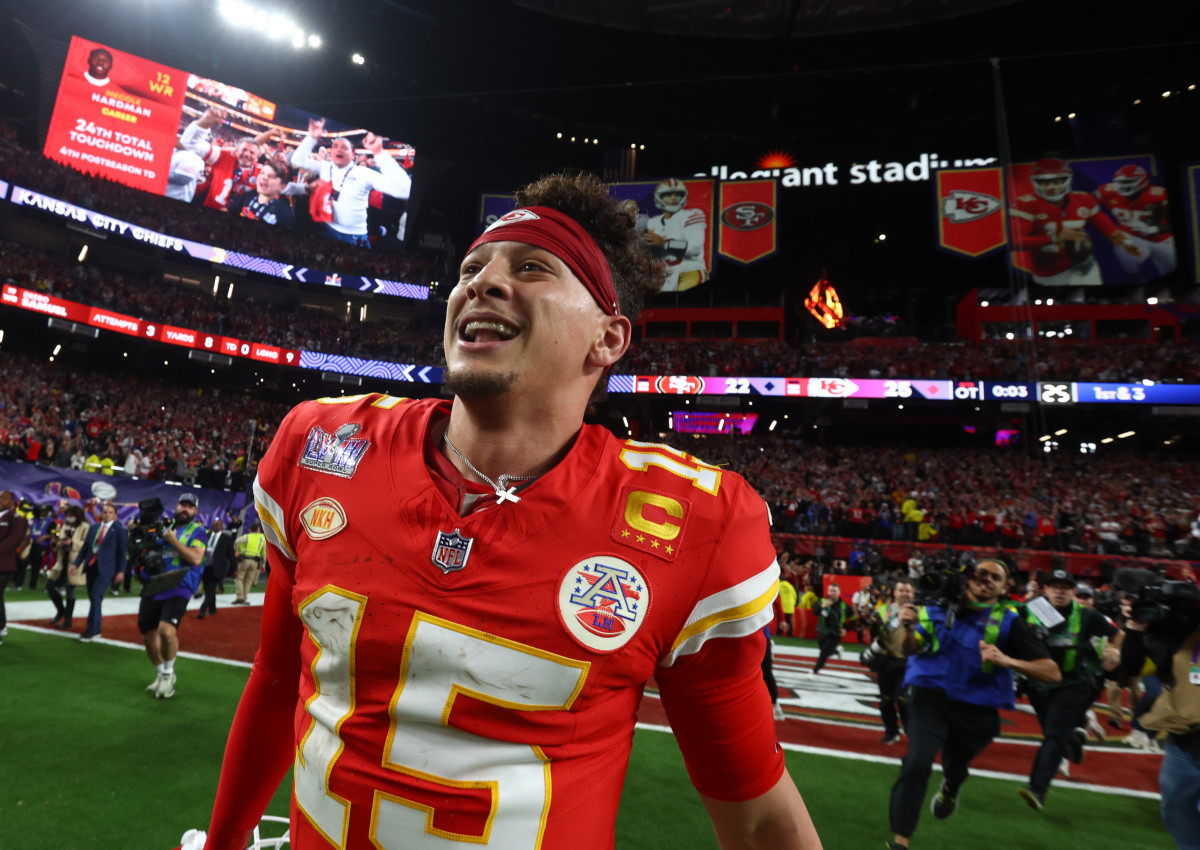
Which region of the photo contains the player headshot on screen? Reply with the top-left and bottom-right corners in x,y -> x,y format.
84,48 -> 112,86
1094,164 -> 1176,280
187,173 -> 821,850
1009,158 -> 1143,286
177,106 -> 275,212
643,178 -> 709,292
230,161 -> 294,228
289,116 -> 411,248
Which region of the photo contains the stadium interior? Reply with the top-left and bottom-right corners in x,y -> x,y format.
1,0 -> 1198,847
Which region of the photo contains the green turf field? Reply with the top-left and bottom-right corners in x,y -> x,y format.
0,628 -> 1171,849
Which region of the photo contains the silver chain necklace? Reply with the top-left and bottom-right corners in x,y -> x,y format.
442,433 -> 539,505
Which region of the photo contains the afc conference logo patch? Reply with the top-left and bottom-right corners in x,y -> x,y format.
557,555 -> 649,653
432,528 -> 474,574
298,423 -> 370,479
299,497 -> 347,540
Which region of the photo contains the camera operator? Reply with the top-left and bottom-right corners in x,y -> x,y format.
138,494 -> 207,700
1016,569 -> 1122,811
868,577 -> 916,745
885,556 -> 1060,849
1120,571 -> 1200,848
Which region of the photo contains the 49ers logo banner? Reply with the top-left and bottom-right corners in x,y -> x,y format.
936,167 -> 1007,258
718,179 -> 778,264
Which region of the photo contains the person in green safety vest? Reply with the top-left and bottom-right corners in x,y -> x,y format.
232,523 -> 267,605
1016,568 -> 1122,811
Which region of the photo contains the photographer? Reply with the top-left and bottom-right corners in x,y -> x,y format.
1017,569 -> 1122,811
139,494 -> 207,699
1119,569 -> 1200,848
868,577 -> 916,745
885,556 -> 1060,849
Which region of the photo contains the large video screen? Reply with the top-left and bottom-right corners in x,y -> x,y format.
43,36 -> 415,249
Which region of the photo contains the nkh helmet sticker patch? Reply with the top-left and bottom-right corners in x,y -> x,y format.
298,422 -> 370,479
557,555 -> 649,653
432,528 -> 474,574
299,497 -> 347,541
484,208 -> 541,232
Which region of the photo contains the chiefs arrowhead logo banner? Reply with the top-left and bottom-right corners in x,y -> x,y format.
936,167 -> 1007,258
718,179 -> 778,264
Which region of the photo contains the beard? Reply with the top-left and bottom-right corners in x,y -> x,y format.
173,510 -> 192,527
442,367 -> 520,398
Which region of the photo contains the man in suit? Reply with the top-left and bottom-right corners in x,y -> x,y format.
73,501 -> 127,642
0,490 -> 30,647
198,518 -> 234,619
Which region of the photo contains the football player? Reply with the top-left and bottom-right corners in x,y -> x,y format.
1094,164 -> 1176,280
177,106 -> 275,212
1009,158 -> 1143,286
644,178 -> 710,292
191,174 -> 821,849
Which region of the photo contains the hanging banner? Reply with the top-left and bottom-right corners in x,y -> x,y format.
717,179 -> 778,265
936,167 -> 1007,258
1009,154 -> 1175,285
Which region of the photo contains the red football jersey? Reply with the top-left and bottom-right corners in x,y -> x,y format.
1095,183 -> 1171,242
213,394 -> 783,849
200,143 -> 260,212
1009,191 -> 1118,276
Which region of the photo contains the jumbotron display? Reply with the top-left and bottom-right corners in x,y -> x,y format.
43,35 -> 415,251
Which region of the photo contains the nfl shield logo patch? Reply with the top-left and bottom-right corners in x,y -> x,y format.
432,528 -> 474,574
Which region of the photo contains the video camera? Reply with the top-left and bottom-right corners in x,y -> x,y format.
127,497 -> 166,577
1114,567 -> 1200,626
914,548 -> 977,608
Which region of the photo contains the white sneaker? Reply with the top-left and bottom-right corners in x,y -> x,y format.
146,676 -> 162,695
156,672 -> 177,700
773,703 -> 786,721
1085,710 -> 1106,742
1123,729 -> 1150,750
834,647 -> 843,660
1057,758 -> 1070,777
0,627 -> 7,637
806,670 -> 816,679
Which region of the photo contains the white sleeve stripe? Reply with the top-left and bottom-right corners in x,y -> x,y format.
253,475 -> 296,561
659,560 -> 779,667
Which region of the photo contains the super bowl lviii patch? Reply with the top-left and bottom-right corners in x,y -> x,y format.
298,423 -> 370,479
300,498 -> 347,541
557,555 -> 649,653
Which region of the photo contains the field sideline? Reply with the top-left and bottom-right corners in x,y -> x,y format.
0,596 -> 1173,849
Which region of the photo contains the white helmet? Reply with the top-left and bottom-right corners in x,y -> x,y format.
178,817 -> 290,850
654,178 -> 688,213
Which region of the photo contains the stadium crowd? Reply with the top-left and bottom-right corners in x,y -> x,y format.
1,240 -> 443,365
690,435 -> 1200,559
0,350 -> 288,489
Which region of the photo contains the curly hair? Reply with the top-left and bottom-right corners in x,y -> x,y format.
514,173 -> 664,321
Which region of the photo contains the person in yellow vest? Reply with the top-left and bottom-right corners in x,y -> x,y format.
1016,568 -> 1121,811
231,522 -> 266,605
778,574 -> 798,635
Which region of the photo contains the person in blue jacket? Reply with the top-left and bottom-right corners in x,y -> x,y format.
885,555 -> 1060,849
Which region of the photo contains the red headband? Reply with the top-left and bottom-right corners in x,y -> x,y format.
468,207 -> 620,316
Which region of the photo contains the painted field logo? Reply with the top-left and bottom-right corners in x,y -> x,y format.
720,201 -> 774,231
942,190 -> 1001,223
300,497 -> 347,541
557,555 -> 649,653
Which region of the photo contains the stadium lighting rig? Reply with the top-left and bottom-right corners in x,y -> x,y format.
216,0 -> 321,49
